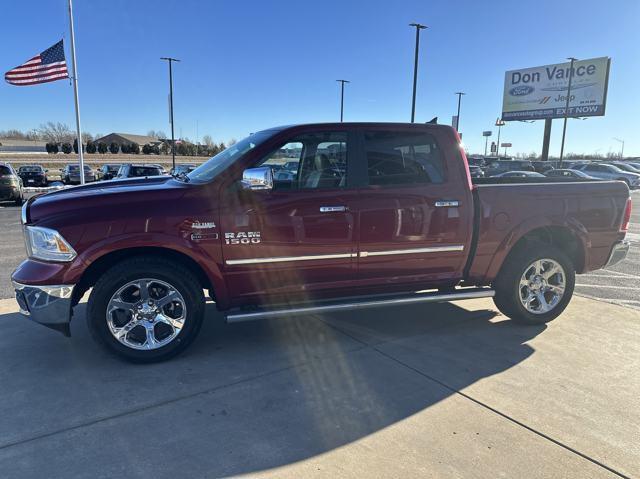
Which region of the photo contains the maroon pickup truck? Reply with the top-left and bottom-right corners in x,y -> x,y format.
12,123 -> 632,362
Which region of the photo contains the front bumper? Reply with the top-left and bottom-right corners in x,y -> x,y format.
606,240 -> 630,267
12,281 -> 74,336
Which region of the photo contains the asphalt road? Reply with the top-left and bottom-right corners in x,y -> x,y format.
2,190 -> 639,306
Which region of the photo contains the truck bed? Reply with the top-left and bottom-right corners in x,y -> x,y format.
466,180 -> 629,283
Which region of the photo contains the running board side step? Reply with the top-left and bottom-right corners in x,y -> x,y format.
225,287 -> 495,323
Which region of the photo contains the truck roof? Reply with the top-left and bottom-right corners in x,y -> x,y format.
261,122 -> 454,133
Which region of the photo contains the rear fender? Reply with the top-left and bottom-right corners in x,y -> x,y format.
484,215 -> 589,282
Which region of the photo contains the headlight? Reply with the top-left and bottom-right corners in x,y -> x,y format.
24,226 -> 77,262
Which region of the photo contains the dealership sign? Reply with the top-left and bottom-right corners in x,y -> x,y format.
502,57 -> 610,121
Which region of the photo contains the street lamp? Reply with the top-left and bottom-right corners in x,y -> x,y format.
454,92 -> 465,133
161,57 -> 180,170
495,118 -> 505,156
336,80 -> 350,122
409,23 -> 427,123
559,57 -> 577,166
613,137 -> 625,158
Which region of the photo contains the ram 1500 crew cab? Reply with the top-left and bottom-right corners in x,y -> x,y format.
12,123 -> 632,362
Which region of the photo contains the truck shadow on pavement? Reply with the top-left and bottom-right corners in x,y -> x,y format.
0,301 -> 546,478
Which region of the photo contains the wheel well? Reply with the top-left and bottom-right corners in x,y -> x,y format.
510,226 -> 585,272
73,247 -> 213,305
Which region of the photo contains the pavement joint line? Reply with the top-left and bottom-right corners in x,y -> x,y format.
576,284 -> 640,290
370,346 -> 632,479
0,342 -> 370,453
575,293 -> 640,312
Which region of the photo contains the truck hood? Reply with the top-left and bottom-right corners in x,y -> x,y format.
28,176 -> 189,223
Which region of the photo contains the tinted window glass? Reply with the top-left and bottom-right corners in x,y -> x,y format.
260,132 -> 348,190
0,166 -> 11,176
129,166 -> 162,177
364,130 -> 444,186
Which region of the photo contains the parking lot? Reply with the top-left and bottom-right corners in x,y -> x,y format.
0,191 -> 638,478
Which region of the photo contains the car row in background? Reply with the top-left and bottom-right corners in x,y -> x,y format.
60,163 -> 168,184
467,156 -> 640,188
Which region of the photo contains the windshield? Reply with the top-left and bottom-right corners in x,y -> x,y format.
69,165 -> 92,172
19,166 -> 41,172
0,166 -> 11,176
187,131 -> 274,183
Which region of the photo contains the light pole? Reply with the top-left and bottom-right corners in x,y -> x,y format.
454,92 -> 465,133
613,137 -> 625,158
336,79 -> 350,122
161,57 -> 180,170
559,57 -> 577,167
409,23 -> 427,123
495,118 -> 505,157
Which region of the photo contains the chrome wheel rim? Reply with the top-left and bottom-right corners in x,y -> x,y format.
106,278 -> 187,350
519,259 -> 566,314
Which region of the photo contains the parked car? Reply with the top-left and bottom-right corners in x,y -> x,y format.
0,163 -> 24,205
531,161 -> 555,174
468,165 -> 484,178
574,163 -> 640,188
608,162 -> 640,174
491,171 -> 546,178
97,164 -> 122,181
485,160 -> 535,175
12,122 -> 631,362
170,164 -> 197,176
626,162 -> 640,171
116,164 -> 165,179
17,165 -> 48,187
62,165 -> 96,185
545,169 -> 599,180
466,156 -> 486,167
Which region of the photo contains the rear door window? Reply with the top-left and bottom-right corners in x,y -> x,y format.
363,130 -> 445,186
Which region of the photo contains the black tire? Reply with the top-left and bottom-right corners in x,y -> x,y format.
493,241 -> 575,324
87,256 -> 205,362
14,195 -> 23,206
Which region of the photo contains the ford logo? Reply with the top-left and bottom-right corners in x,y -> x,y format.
509,85 -> 535,96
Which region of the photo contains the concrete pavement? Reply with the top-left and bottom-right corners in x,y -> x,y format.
0,295 -> 637,478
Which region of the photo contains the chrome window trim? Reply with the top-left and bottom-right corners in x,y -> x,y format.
226,252 -> 357,265
225,245 -> 464,265
360,245 -> 464,257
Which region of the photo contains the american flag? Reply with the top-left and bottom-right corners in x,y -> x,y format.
5,40 -> 69,86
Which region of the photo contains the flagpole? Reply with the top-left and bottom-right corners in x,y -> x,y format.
67,0 -> 85,184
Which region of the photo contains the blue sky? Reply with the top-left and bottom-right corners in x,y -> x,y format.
1,0 -> 638,156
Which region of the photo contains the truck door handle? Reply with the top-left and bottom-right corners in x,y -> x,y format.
435,200 -> 459,207
320,206 -> 347,213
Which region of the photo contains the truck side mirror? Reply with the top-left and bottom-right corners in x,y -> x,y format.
241,166 -> 273,191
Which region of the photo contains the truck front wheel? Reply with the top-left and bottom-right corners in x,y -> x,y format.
87,257 -> 205,362
493,242 -> 575,324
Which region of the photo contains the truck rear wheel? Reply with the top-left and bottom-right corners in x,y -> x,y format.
493,242 -> 575,324
87,257 -> 205,362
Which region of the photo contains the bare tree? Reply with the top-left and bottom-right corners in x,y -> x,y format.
37,122 -> 73,143
202,134 -> 214,147
81,132 -> 94,143
147,130 -> 167,139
